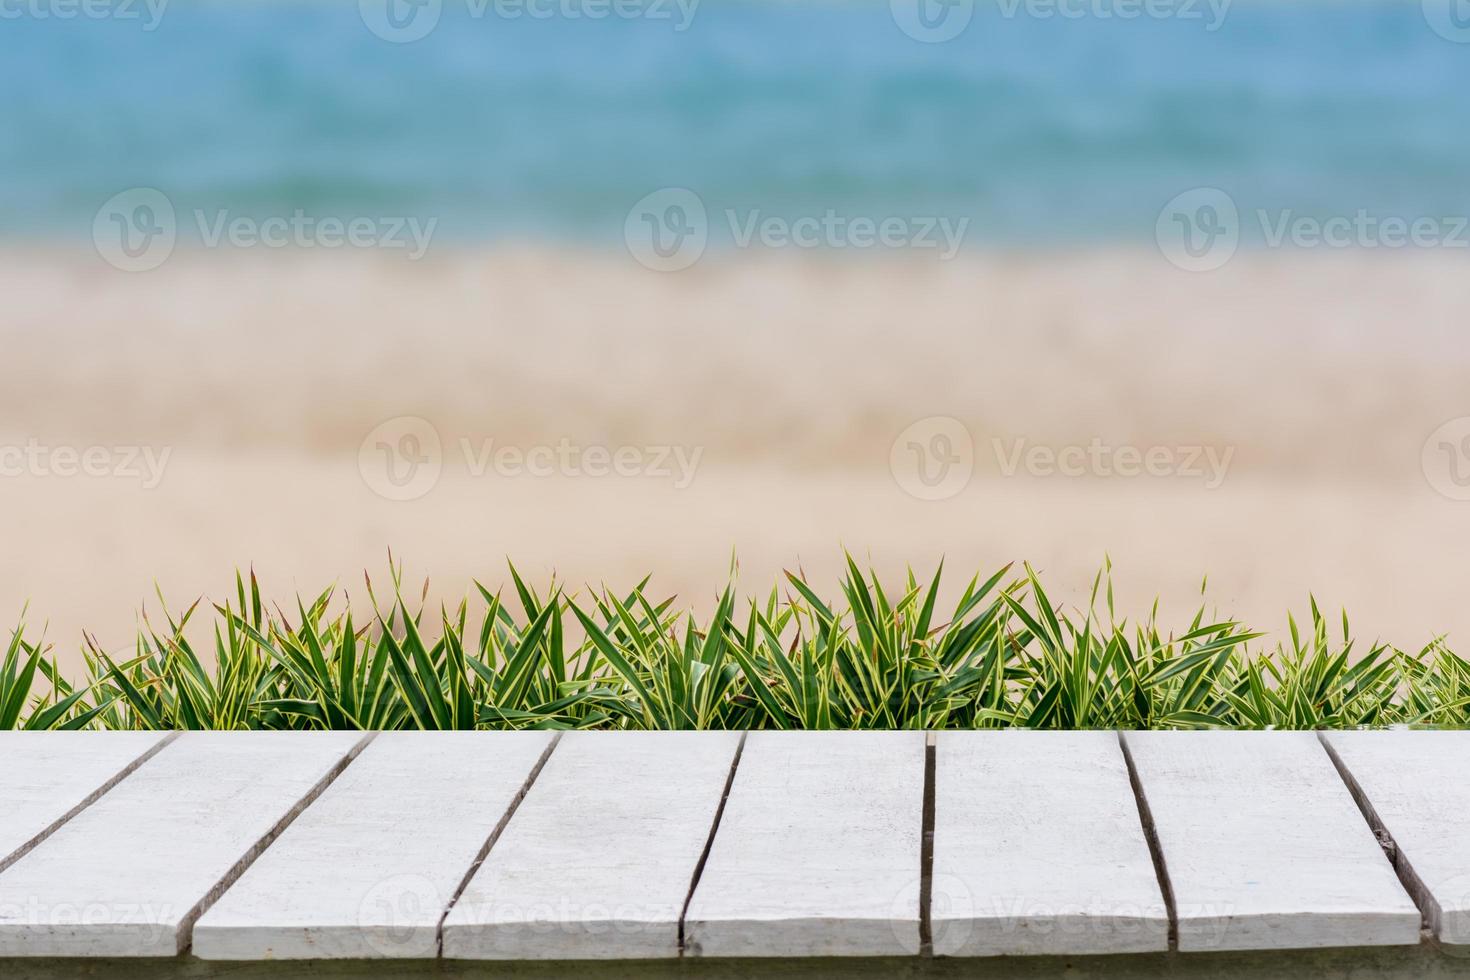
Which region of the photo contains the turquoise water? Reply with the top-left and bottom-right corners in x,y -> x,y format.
2,0 -> 1467,245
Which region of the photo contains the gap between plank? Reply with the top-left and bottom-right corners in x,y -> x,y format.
178,730 -> 378,954
918,730 -> 936,957
435,731 -> 563,958
1117,730 -> 1178,952
0,731 -> 182,877
678,730 -> 748,956
1316,732 -> 1434,938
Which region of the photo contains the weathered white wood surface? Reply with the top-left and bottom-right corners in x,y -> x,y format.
683,731 -> 926,958
194,731 -> 556,960
0,731 -> 366,957
932,731 -> 1168,956
443,731 -> 742,960
1123,731 -> 1421,952
1,731 -> 1458,962
0,732 -> 169,874
1322,731 -> 1470,945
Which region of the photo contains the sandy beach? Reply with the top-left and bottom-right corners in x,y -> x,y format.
5,247 -> 1470,670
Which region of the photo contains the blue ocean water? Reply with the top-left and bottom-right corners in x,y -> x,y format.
2,0 -> 1467,246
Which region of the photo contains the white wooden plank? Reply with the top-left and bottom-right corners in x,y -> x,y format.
443,730 -> 741,960
194,731 -> 555,960
209,730 -> 553,958
1124,731 -> 1420,952
682,730 -> 925,958
1322,731 -> 1470,945
0,730 -> 365,957
0,733 -> 170,874
932,731 -> 1168,956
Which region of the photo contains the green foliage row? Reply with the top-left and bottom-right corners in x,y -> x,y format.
5,560 -> 1468,731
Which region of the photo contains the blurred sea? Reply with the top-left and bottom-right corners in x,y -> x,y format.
2,0 -> 1467,246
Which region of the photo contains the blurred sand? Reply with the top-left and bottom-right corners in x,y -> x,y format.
4,246 -> 1470,669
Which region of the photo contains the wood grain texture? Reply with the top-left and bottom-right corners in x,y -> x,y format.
0,733 -> 169,874
1322,731 -> 1470,945
443,731 -> 742,960
931,731 -> 1168,956
194,731 -> 556,960
0,731 -> 366,956
1124,731 -> 1420,952
683,731 -> 925,958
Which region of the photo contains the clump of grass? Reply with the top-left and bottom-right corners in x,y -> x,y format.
3,614 -> 109,730
6,559 -> 1468,731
